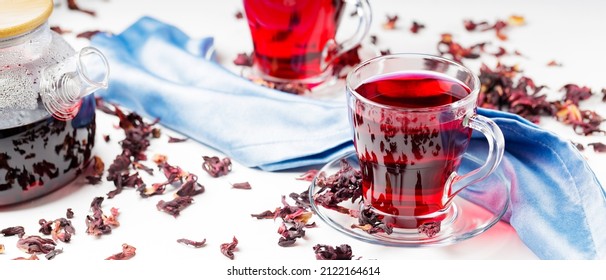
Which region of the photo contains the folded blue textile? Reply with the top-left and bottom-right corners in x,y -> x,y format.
91,17 -> 606,259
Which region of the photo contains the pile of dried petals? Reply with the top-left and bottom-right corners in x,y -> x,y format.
252,196 -> 316,247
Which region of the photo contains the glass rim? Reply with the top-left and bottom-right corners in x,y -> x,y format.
345,53 -> 481,113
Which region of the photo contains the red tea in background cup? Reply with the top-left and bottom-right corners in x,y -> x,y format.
346,54 -> 505,230
243,0 -> 371,86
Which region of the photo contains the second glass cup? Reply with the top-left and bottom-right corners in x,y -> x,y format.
346,53 -> 505,230
243,0 -> 371,88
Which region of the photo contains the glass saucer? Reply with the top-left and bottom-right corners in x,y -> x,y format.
308,152 -> 511,247
241,43 -> 381,100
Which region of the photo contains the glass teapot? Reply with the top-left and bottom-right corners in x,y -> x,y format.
0,0 -> 109,205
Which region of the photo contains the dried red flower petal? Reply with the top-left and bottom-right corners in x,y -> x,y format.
382,14 -> 399,30
410,21 -> 425,33
253,195 -> 315,246
220,236 -> 238,260
312,159 -> 363,215
50,218 -> 76,242
76,30 -> 104,40
354,206 -> 393,235
369,35 -> 378,45
175,174 -> 205,197
85,197 -> 116,236
602,88 -> 606,102
103,134 -> 110,142
437,33 -> 485,63
67,0 -> 96,16
561,84 -> 593,105
332,45 -> 362,78
313,244 -> 354,260
250,209 -> 278,220
152,154 -> 168,164
588,142 -> 606,153
235,11 -> 244,19
66,208 -> 74,219
106,243 -> 137,260
572,141 -> 585,151
133,161 -> 154,175
156,196 -> 194,217
86,155 -> 105,184
12,254 -> 39,260
202,156 -> 232,177
16,235 -> 56,254
177,238 -> 207,248
168,136 -> 188,143
463,19 -> 489,31
296,170 -> 319,182
418,221 -> 441,237
231,182 -> 252,190
50,26 -> 70,34
233,52 -> 253,67
547,60 -> 563,67
1,226 -> 25,238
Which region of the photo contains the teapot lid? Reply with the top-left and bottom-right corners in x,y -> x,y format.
0,0 -> 53,38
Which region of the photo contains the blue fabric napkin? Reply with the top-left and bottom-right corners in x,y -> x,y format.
91,17 -> 606,260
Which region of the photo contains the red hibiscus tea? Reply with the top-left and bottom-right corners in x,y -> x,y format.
350,72 -> 473,228
347,54 -> 504,234
243,0 -> 346,81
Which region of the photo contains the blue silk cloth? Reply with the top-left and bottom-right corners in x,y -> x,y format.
91,17 -> 606,260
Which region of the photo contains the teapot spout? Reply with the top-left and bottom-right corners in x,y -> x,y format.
40,46 -> 109,120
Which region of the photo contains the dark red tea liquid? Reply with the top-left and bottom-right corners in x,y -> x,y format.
243,0 -> 345,80
0,95 -> 96,206
352,72 -> 472,229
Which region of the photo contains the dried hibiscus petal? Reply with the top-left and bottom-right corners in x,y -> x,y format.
231,182 -> 251,190
50,26 -> 70,34
106,243 -> 137,260
313,244 -> 354,260
233,52 -> 253,67
354,206 -> 393,235
418,221 -> 441,237
1,226 -> 25,238
410,21 -> 425,33
220,236 -> 238,260
168,136 -> 188,143
12,254 -> 39,260
382,14 -> 399,30
76,30 -> 104,40
67,0 -> 96,16
177,238 -> 206,248
176,174 -> 205,197
0,244 -> 4,254
202,156 -> 232,177
85,197 -> 116,236
156,196 -> 194,217
296,169 -> 319,182
66,208 -> 74,219
588,142 -> 606,153
437,33 -> 485,63
16,235 -> 56,254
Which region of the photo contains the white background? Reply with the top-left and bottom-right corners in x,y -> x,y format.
2,0 -> 606,270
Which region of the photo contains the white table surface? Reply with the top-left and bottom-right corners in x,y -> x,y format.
2,0 -> 606,265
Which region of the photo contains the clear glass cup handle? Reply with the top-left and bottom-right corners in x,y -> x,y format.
321,0 -> 372,71
448,114 -> 505,201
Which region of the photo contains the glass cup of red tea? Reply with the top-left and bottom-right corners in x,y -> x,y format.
346,53 -> 505,231
243,0 -> 371,89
